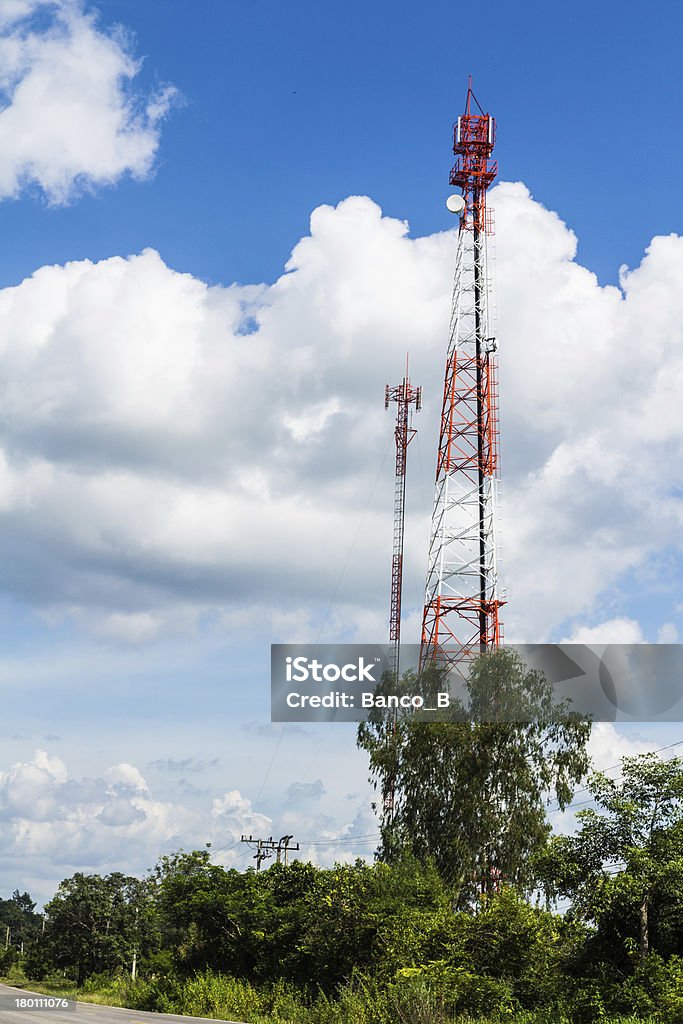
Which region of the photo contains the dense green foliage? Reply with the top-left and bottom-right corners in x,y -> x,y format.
536,755 -> 683,984
3,709 -> 683,1021
39,871 -> 157,985
0,890 -> 42,974
358,650 -> 591,902
4,838 -> 683,1021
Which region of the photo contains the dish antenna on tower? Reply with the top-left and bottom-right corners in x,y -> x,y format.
445,193 -> 466,215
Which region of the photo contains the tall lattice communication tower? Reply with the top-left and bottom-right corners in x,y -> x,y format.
386,366 -> 421,679
421,80 -> 503,673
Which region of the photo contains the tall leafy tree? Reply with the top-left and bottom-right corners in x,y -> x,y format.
153,849 -> 256,976
537,753 -> 683,964
44,872 -> 154,985
0,890 -> 41,947
357,649 -> 590,903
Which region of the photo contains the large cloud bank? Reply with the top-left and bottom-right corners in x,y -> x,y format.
0,748 -> 376,903
0,723 -> 657,903
0,185 -> 681,643
0,0 -> 176,203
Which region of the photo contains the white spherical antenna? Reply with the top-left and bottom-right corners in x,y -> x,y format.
445,194 -> 465,215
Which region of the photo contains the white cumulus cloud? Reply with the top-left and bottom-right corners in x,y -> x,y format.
561,618 -> 646,644
0,747 -> 377,901
0,188 -> 680,645
0,0 -> 176,203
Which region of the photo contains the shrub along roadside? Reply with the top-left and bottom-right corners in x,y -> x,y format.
0,968 -> 668,1024
4,838 -> 683,1022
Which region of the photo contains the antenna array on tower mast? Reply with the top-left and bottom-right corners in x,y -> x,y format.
385,366 -> 421,680
421,79 -> 504,674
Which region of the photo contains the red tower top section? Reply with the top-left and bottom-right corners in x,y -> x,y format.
449,78 -> 497,232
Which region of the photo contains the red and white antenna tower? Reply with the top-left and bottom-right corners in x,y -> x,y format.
421,79 -> 503,673
385,361 -> 421,679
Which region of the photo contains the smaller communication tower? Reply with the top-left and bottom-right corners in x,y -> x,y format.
385,362 -> 421,679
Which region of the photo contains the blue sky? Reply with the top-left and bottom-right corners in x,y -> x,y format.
3,0 -> 682,291
0,0 -> 682,904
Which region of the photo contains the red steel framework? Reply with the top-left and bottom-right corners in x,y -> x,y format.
385,365 -> 421,679
421,79 -> 504,674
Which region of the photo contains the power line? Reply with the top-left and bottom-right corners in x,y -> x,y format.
547,737 -> 683,813
240,834 -> 300,869
213,741 -> 683,869
211,833 -> 381,868
299,832 -> 380,846
206,837 -> 240,857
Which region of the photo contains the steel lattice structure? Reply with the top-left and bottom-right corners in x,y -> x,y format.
421,81 -> 503,673
385,369 -> 421,679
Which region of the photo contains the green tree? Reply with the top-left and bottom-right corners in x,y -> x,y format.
153,849 -> 259,976
44,872 -> 155,985
396,888 -> 584,1015
153,850 -> 451,990
292,856 -> 449,990
358,649 -> 590,903
537,752 -> 683,966
0,890 -> 41,949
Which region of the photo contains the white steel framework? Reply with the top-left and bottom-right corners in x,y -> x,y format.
421,84 -> 503,672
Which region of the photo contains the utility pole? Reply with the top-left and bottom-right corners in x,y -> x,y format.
241,835 -> 275,871
254,839 -> 271,870
241,834 -> 299,869
277,834 -> 299,865
131,906 -> 139,981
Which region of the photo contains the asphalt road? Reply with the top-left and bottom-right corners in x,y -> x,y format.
0,985 -> 245,1024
